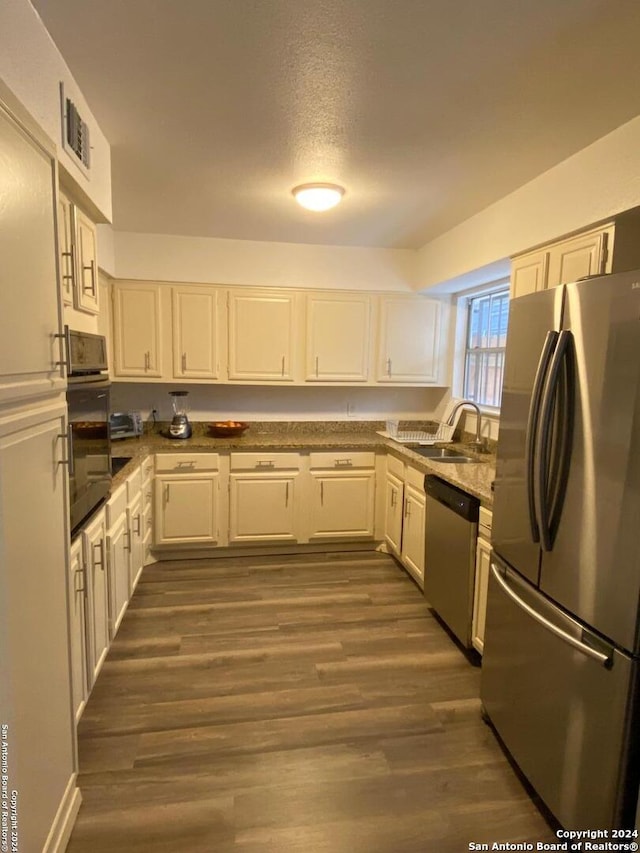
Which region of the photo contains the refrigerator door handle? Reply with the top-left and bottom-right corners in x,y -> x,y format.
535,330 -> 574,552
491,562 -> 613,668
525,330 -> 558,543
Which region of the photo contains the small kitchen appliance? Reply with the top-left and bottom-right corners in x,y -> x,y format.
109,411 -> 143,440
168,390 -> 192,439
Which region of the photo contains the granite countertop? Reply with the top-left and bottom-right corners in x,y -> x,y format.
110,422 -> 496,506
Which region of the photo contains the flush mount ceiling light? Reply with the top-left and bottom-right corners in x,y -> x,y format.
292,183 -> 345,212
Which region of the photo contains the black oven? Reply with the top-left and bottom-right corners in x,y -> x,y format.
65,329 -> 111,535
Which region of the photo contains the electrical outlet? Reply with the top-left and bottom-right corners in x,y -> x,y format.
347,402 -> 356,417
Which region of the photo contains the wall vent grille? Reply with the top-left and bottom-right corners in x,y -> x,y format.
60,83 -> 91,171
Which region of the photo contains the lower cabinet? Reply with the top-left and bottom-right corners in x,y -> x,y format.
155,453 -> 221,545
106,484 -> 130,638
68,536 -> 88,724
471,506 -> 493,654
308,451 -> 376,540
83,507 -> 109,687
383,455 -> 426,587
229,452 -> 301,543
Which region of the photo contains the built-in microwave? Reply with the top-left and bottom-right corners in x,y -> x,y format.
65,329 -> 111,535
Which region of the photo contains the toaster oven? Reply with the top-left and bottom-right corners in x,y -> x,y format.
109,411 -> 143,440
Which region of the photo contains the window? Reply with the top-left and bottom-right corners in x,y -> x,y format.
463,288 -> 510,408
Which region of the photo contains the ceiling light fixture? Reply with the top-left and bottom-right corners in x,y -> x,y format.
292,183 -> 345,212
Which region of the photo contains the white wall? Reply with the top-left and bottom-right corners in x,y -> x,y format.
416,114 -> 640,291
112,231 -> 416,291
111,383 -> 448,424
0,0 -> 112,221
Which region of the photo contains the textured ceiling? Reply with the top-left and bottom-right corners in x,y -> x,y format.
32,0 -> 640,248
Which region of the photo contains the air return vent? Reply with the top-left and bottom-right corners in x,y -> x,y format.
60,83 -> 90,171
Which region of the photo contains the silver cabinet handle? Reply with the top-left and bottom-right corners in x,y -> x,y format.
134,514 -> 141,536
285,482 -> 289,506
93,540 -> 105,571
124,529 -> 131,552
74,566 -> 86,594
320,481 -> 324,504
256,460 -> 275,469
387,357 -> 392,377
404,497 -> 411,518
164,483 -> 170,504
144,351 -> 151,371
182,352 -> 187,372
490,562 -> 612,668
315,356 -> 319,377
57,427 -> 75,475
54,324 -> 72,372
281,355 -> 285,377
83,259 -> 96,295
390,488 -> 396,508
334,458 -> 352,467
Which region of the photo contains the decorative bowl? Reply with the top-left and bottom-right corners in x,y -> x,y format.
209,420 -> 249,437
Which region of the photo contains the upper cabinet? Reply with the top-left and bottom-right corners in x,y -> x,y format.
227,289 -> 298,382
511,211 -> 640,299
112,282 -> 163,377
57,190 -> 100,315
172,285 -> 220,380
110,281 -> 448,387
305,293 -> 371,382
376,296 -> 442,384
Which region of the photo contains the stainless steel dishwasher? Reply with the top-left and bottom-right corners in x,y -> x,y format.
424,475 -> 479,649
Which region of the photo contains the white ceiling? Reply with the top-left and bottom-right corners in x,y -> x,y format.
32,0 -> 640,249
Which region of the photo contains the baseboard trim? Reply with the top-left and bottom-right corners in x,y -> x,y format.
43,773 -> 82,853
152,540 -> 384,561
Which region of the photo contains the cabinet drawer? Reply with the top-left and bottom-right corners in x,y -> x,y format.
126,466 -> 143,504
386,454 -> 405,479
155,453 -> 220,473
479,506 -> 493,541
106,482 -> 127,528
404,464 -> 425,491
309,451 -> 375,469
141,454 -> 154,485
230,452 -> 301,471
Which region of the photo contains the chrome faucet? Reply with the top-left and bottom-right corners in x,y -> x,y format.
447,400 -> 488,452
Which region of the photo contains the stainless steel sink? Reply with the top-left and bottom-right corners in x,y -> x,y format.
410,446 -> 475,463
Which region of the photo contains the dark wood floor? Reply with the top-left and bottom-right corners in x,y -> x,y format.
67,551 -> 556,852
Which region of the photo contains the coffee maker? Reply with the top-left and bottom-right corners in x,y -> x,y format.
168,391 -> 192,439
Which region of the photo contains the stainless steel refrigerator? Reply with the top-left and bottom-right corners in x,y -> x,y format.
481,270 -> 640,830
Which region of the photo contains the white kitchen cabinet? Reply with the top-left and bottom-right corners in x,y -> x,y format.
383,468 -> 404,556
510,213 -> 640,298
83,507 -> 109,687
229,452 -> 301,543
141,455 -> 154,564
472,506 -> 493,655
155,454 -> 222,545
74,207 -> 99,314
128,492 -> 144,590
376,296 -> 442,384
112,281 -> 163,377
172,285 -> 221,380
106,482 -> 129,637
58,190 -> 75,306
308,451 -> 376,540
400,477 -> 426,586
305,292 -> 371,382
227,289 -> 298,381
68,536 -> 88,724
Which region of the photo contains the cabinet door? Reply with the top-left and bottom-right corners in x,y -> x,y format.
83,509 -> 109,687
401,483 -> 426,586
546,228 -> 610,289
0,102 -> 63,404
107,514 -> 129,637
58,191 -> 75,306
155,473 -> 219,544
68,534 -> 88,723
377,297 -> 441,383
305,293 -> 370,382
75,208 -> 99,314
309,472 -> 376,539
384,471 -> 404,555
128,493 -> 144,592
510,250 -> 548,298
228,291 -> 297,381
172,285 -> 220,379
229,473 -> 298,542
112,282 -> 163,377
472,536 -> 491,655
